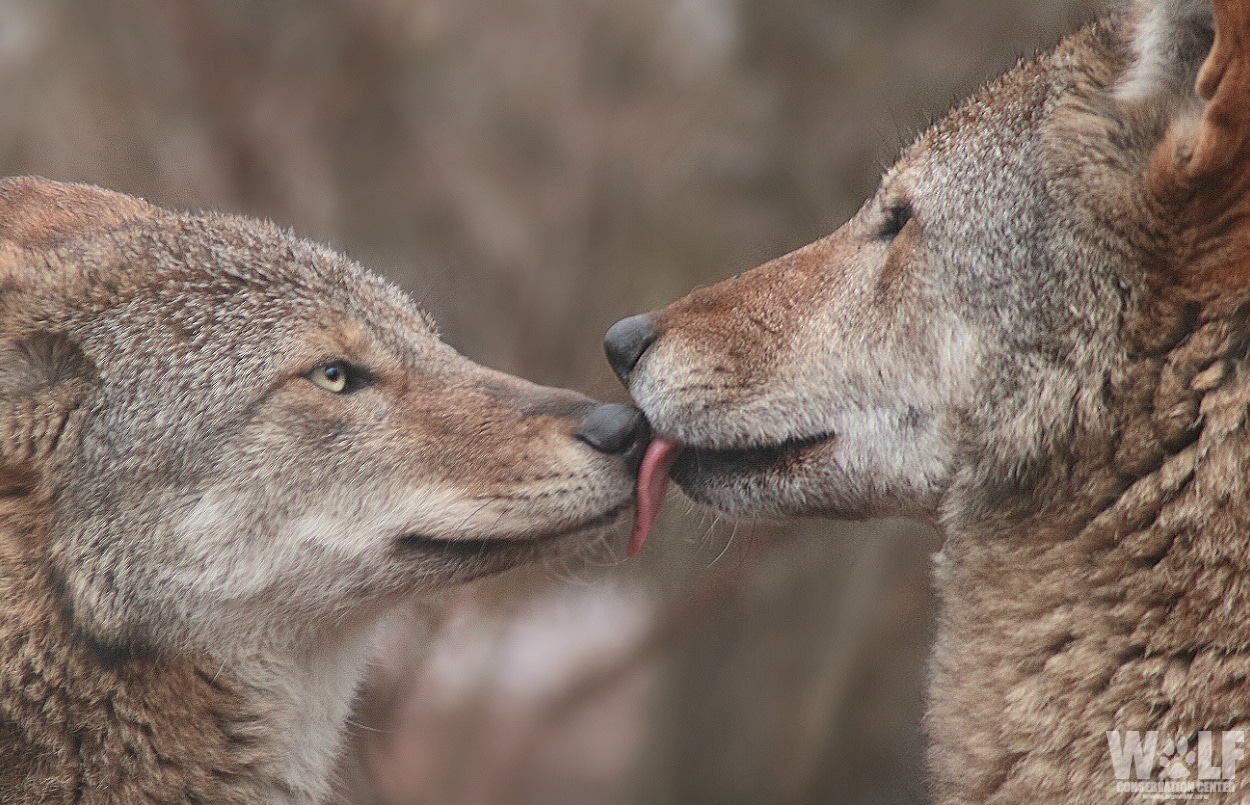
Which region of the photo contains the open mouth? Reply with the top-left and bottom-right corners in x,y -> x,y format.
671,430 -> 835,479
628,430 -> 834,551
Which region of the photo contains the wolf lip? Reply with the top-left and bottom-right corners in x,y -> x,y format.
672,431 -> 835,479
394,505 -> 627,555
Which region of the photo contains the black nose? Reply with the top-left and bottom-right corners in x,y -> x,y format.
575,403 -> 647,455
604,314 -> 657,385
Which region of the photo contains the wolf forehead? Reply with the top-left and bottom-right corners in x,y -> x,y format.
0,176 -> 437,352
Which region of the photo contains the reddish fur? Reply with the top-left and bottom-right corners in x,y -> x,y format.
617,2 -> 1250,801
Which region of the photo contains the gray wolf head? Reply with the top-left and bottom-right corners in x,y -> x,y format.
610,0 -> 1250,533
0,176 -> 644,654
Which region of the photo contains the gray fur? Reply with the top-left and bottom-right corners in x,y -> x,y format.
0,177 -> 635,803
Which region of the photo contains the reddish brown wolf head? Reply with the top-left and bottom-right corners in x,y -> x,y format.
610,1 -> 1250,802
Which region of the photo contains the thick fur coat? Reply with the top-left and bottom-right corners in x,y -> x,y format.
611,0 -> 1250,800
0,177 -> 640,803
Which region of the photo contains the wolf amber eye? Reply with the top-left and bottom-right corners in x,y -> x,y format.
310,363 -> 349,393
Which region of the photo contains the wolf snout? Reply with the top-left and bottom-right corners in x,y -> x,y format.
604,313 -> 657,385
574,402 -> 649,456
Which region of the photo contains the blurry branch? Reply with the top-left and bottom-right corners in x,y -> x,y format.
550,541 -> 774,726
487,526 -> 790,805
775,533 -> 899,805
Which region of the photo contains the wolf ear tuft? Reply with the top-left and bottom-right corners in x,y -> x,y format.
1117,0 -> 1215,105
1187,0 -> 1250,175
0,332 -> 96,467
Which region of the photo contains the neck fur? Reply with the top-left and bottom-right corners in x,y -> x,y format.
0,501 -> 384,805
929,306 -> 1250,802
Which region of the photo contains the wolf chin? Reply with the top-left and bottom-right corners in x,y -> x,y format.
609,0 -> 1250,801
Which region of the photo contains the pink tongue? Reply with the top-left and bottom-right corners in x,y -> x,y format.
629,437 -> 682,556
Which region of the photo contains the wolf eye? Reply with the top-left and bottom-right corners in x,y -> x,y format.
309,362 -> 350,393
879,201 -> 913,241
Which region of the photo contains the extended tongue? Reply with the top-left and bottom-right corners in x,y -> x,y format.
629,437 -> 682,556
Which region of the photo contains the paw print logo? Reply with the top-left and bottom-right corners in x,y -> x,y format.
1158,735 -> 1197,780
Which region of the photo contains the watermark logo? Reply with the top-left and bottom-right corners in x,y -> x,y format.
1107,731 -> 1245,800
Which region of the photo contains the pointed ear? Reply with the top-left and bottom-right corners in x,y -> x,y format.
1118,0 -> 1215,105
1138,0 -> 1250,301
0,332 -> 96,469
0,177 -> 155,251
0,176 -> 157,288
1188,0 -> 1250,175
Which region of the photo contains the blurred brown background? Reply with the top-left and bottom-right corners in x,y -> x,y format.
0,0 -> 1103,802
